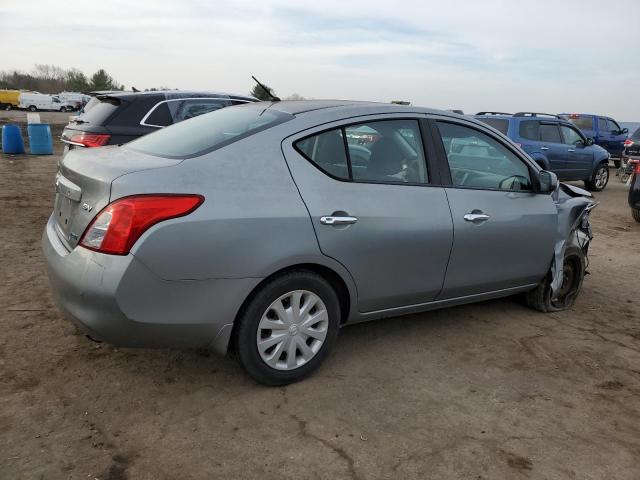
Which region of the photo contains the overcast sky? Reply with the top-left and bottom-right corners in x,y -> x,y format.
2,0 -> 639,119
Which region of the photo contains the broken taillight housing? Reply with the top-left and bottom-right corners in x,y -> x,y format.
80,194 -> 204,255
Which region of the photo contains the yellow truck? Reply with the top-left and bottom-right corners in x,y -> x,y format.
0,90 -> 20,110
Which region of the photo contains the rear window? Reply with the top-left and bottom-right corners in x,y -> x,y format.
128,104 -> 292,158
77,98 -> 120,124
477,118 -> 509,135
566,115 -> 593,131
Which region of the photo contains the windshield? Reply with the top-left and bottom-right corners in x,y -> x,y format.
128,104 -> 292,158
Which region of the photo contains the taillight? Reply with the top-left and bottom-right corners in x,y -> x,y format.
624,139 -> 634,147
69,132 -> 111,147
632,161 -> 640,175
80,194 -> 204,255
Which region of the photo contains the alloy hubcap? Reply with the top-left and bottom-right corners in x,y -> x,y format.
595,168 -> 608,188
257,290 -> 328,370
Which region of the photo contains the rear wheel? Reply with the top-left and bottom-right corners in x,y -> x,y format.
235,271 -> 340,385
584,162 -> 609,191
4,104 -> 11,111
525,246 -> 585,313
632,208 -> 640,223
28,105 -> 37,112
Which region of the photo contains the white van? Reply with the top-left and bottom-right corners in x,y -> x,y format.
19,92 -> 74,112
57,92 -> 91,110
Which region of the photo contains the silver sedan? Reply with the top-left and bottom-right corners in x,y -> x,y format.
43,100 -> 595,385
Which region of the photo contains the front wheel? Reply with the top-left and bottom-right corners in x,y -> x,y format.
235,271 -> 341,385
525,245 -> 585,313
584,162 -> 609,191
632,208 -> 640,223
28,105 -> 37,112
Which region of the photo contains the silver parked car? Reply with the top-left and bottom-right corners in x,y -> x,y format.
43,100 -> 596,385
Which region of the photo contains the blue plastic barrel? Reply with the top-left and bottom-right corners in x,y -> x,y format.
27,123 -> 53,155
2,124 -> 25,154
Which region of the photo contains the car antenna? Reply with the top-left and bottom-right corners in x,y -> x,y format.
252,75 -> 280,102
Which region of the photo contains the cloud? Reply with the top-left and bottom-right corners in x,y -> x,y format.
1,0 -> 638,118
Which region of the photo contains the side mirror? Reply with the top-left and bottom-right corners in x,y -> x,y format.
538,170 -> 559,193
622,128 -> 629,135
585,137 -> 595,146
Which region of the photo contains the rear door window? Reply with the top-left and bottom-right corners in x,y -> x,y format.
295,129 -> 350,180
294,119 -> 428,184
519,120 -> 540,141
539,124 -> 562,143
436,121 -> 531,191
477,118 -> 509,135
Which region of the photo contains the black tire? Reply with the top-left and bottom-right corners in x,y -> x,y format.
613,159 -> 621,168
4,104 -> 11,111
525,245 -> 585,313
584,162 -> 609,191
632,208 -> 640,223
28,105 -> 37,112
235,270 -> 340,386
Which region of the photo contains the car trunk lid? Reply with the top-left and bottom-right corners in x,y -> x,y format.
53,145 -> 182,250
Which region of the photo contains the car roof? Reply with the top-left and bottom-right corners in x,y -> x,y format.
99,90 -> 257,102
258,99 -> 462,118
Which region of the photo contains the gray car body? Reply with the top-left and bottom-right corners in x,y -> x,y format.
42,101 -> 595,355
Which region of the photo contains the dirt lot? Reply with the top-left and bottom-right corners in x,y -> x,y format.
1,111 -> 639,479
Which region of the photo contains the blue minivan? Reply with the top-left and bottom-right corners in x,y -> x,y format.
475,112 -> 611,191
559,113 -> 628,166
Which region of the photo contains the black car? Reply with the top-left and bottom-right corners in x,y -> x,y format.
624,128 -> 640,222
61,90 -> 256,149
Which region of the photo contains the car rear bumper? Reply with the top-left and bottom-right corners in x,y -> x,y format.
42,215 -> 260,353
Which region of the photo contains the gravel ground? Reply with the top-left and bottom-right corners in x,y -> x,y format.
1,111 -> 639,480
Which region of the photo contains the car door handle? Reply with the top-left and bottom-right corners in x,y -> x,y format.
540,146 -> 549,151
320,215 -> 358,225
463,213 -> 490,222
568,148 -> 575,152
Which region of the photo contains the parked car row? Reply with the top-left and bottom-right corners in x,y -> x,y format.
44,100 -> 597,385
61,90 -> 257,149
0,89 -> 90,112
559,113 -> 629,165
475,112 -> 611,191
622,126 -> 640,222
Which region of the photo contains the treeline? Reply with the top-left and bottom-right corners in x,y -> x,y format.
0,64 -> 123,93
